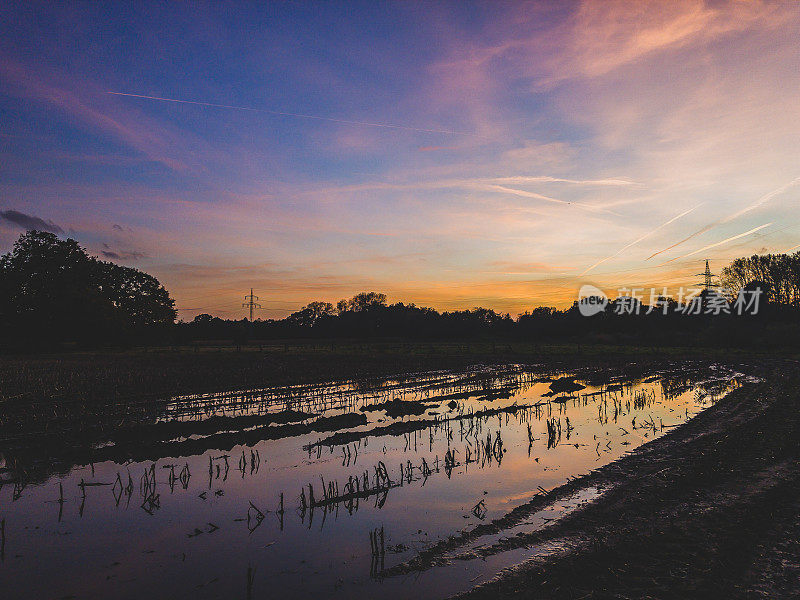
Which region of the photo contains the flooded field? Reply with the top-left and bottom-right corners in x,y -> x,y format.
0,363 -> 746,599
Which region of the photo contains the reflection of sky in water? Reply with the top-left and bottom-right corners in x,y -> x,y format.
0,367 -> 740,599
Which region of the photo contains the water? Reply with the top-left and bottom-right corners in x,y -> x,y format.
0,364 -> 742,599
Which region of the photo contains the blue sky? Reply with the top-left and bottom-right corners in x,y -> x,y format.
2,1 -> 799,319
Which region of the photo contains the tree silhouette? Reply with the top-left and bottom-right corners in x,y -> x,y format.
0,231 -> 175,346
338,292 -> 387,312
721,253 -> 800,306
287,301 -> 335,327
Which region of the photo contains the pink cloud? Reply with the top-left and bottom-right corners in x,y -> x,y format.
0,57 -> 191,171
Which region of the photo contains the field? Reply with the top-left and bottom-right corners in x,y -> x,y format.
0,344 -> 797,599
0,340 -> 772,407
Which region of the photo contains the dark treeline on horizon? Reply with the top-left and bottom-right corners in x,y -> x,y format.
181,287 -> 799,350
2,230 -> 800,352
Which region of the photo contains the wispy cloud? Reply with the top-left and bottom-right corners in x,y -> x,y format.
484,184 -> 619,215
581,204 -> 701,275
0,59 -> 190,172
532,0 -> 786,87
647,178 -> 800,260
302,174 -> 636,198
660,223 -> 774,265
492,176 -> 638,187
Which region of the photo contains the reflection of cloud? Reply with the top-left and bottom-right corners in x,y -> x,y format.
0,210 -> 63,234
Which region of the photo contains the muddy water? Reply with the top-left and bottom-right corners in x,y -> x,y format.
0,365 -> 742,599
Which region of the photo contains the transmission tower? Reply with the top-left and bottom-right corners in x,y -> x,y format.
242,288 -> 262,321
697,259 -> 716,292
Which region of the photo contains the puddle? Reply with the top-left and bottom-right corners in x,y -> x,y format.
0,364 -> 743,599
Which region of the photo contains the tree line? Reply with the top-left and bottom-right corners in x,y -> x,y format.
1,230 -> 799,351
179,284 -> 797,349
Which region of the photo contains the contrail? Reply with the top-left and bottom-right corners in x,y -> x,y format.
646,177 -> 800,260
644,223 -> 716,261
108,91 -> 475,136
486,184 -> 621,215
725,177 -> 800,222
491,176 -> 638,187
580,204 -> 701,275
486,184 -> 571,206
659,222 -> 773,265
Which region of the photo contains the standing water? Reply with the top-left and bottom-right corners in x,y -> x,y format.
0,364 -> 744,599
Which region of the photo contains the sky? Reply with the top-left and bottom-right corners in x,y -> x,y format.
1,1 -> 799,320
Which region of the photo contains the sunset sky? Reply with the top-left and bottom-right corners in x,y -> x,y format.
2,1 -> 799,320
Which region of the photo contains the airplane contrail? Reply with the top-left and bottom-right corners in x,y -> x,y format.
492,176 -> 638,187
646,177 -> 800,260
659,222 -> 773,265
485,184 -> 571,206
107,91 -> 476,136
644,223 -> 715,261
724,177 -> 800,222
580,204 -> 701,275
486,184 -> 621,215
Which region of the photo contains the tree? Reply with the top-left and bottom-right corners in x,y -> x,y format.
96,261 -> 176,327
345,292 -> 387,312
287,301 -> 335,327
192,313 -> 215,325
721,252 -> 800,306
0,231 -> 176,345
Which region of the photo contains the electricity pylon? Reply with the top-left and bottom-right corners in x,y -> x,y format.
242,288 -> 261,321
697,259 -> 716,292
